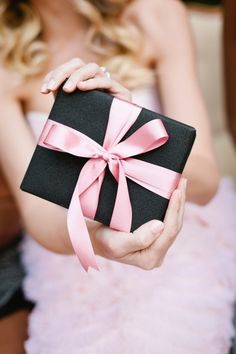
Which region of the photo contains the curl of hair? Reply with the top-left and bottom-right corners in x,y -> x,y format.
0,0 -> 155,88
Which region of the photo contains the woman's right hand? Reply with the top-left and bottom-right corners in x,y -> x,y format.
90,177 -> 187,270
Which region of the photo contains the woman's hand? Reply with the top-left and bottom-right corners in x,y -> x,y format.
40,57 -> 131,101
92,177 -> 187,270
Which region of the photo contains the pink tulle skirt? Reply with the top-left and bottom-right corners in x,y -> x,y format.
21,177 -> 236,354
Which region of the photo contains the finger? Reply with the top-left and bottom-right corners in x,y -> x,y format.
96,219 -> 164,260
78,76 -> 114,90
151,186 -> 182,255
132,178 -> 186,269
112,233 -> 164,270
106,220 -> 164,269
40,58 -> 84,93
62,62 -> 105,92
177,178 -> 187,226
131,219 -> 164,252
40,71 -> 53,94
132,186 -> 182,268
77,77 -> 132,101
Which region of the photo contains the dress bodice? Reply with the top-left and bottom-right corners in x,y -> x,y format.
26,85 -> 162,139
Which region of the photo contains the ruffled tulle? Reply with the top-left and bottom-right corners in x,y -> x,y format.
21,177 -> 236,354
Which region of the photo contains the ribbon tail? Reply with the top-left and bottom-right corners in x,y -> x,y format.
67,179 -> 100,272
80,177 -> 102,220
109,161 -> 132,232
78,159 -> 107,220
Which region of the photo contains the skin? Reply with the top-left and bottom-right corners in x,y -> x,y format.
0,310 -> 30,354
0,0 -> 219,352
0,174 -> 21,246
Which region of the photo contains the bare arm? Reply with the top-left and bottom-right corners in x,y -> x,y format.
0,89 -> 75,253
157,2 -> 219,204
128,0 -> 220,204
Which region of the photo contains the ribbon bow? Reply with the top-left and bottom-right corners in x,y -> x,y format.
38,97 -> 180,272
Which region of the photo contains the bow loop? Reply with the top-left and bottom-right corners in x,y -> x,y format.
110,119 -> 169,159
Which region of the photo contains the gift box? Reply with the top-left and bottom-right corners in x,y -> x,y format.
21,85 -> 196,271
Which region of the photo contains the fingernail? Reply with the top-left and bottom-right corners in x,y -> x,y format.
150,221 -> 164,235
40,83 -> 48,93
63,80 -> 73,90
47,78 -> 56,89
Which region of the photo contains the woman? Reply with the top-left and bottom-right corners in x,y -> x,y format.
0,1 -> 188,352
0,0 -> 235,353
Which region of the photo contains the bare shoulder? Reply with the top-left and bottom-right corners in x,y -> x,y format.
134,0 -> 187,16
124,0 -> 193,61
153,0 -> 188,17
125,0 -> 188,28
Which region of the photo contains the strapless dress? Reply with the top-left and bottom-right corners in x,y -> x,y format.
21,85 -> 236,354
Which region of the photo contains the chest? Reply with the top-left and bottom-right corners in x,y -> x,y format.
17,41 -> 155,114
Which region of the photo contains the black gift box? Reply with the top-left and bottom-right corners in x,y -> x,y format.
21,86 -> 196,231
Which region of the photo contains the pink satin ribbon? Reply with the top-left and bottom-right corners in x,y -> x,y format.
38,97 -> 181,272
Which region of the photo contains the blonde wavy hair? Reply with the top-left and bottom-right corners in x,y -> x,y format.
0,0 -> 155,89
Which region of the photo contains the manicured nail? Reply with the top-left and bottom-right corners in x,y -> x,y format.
40,83 -> 48,93
63,80 -> 73,90
47,78 -> 56,89
150,221 -> 164,235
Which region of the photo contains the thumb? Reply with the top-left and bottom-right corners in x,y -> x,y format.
127,220 -> 164,252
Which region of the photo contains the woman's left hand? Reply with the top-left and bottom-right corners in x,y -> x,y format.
92,176 -> 187,270
40,57 -> 131,101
